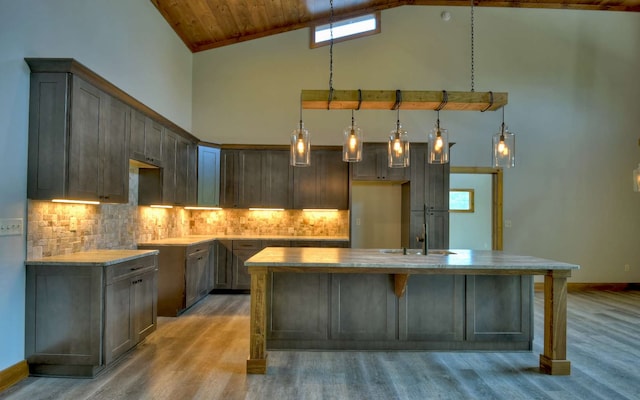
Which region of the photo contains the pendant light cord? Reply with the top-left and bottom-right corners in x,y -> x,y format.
470,0 -> 475,92
327,0 -> 334,109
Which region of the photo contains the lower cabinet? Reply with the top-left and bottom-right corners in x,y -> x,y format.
213,239 -> 349,292
138,242 -> 211,316
25,254 -> 158,377
267,273 -> 532,351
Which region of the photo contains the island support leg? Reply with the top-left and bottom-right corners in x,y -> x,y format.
247,267 -> 268,374
540,270 -> 571,375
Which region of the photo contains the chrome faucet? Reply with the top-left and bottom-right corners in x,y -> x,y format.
416,204 -> 428,255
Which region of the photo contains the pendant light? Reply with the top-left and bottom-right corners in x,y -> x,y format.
492,107 -> 515,168
388,91 -> 410,168
428,92 -> 450,164
343,108 -> 363,162
290,95 -> 310,167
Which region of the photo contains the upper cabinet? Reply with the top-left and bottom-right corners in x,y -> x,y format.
139,131 -> 197,206
351,143 -> 409,182
220,149 -> 291,208
197,145 -> 221,207
293,149 -> 349,210
27,70 -> 129,203
130,110 -> 164,167
26,58 -> 199,206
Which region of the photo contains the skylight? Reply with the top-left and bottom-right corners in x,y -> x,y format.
311,13 -> 380,48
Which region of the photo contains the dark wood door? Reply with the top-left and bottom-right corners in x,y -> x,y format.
219,150 -> 237,208
105,277 -> 134,365
236,150 -> 264,208
174,135 -> 190,206
213,240 -> 233,289
132,268 -> 157,342
262,150 -> 292,208
293,149 -> 348,209
102,97 -> 130,203
198,146 -> 220,206
162,131 -> 178,204
68,76 -> 104,201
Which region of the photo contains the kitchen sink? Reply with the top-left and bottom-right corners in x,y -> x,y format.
379,249 -> 456,256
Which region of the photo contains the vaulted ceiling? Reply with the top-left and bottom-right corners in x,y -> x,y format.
151,0 -> 640,52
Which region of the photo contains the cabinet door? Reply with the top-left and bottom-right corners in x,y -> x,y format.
409,143 -> 427,209
174,135 -> 190,206
262,150 -> 291,208
105,277 -> 134,365
219,150 -> 236,208
351,143 -> 379,180
408,210 -> 449,250
293,150 -> 348,209
232,240 -> 262,290
68,76 -> 104,201
198,146 -> 221,206
102,97 -> 130,203
213,240 -> 233,289
236,150 -> 263,208
132,269 -> 157,343
162,131 -> 178,204
185,247 -> 210,308
130,111 -> 163,166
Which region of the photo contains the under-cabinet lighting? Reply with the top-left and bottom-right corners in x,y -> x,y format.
52,199 -> 100,205
184,206 -> 222,210
302,209 -> 339,212
150,205 -> 173,209
249,208 -> 285,211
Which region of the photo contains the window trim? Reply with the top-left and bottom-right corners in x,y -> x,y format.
310,12 -> 381,49
449,189 -> 475,213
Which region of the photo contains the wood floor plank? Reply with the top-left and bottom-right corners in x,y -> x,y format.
2,291 -> 639,400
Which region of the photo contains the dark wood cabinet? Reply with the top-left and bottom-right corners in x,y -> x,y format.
27,70 -> 129,203
198,145 -> 221,206
137,243 -> 211,316
293,149 -> 349,209
351,143 -> 409,181
130,110 -> 164,167
105,264 -> 157,365
232,240 -> 262,290
220,149 -> 291,208
213,240 -> 233,289
25,253 -> 158,377
139,131 -> 197,206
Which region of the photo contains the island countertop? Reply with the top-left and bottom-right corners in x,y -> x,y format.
245,247 -> 580,273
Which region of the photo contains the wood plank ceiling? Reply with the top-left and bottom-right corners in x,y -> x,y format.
151,0 -> 640,53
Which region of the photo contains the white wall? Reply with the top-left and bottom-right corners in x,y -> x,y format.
0,0 -> 192,371
193,6 -> 640,283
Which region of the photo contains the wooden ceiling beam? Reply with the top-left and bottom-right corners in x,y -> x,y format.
301,89 -> 507,111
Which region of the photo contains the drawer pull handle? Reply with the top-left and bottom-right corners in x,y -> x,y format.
130,266 -> 146,271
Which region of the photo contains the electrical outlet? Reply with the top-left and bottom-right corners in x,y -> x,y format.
69,217 -> 78,232
504,219 -> 512,228
624,264 -> 630,272
0,218 -> 23,236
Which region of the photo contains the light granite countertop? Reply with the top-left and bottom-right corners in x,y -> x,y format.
137,235 -> 349,247
26,249 -> 159,266
245,248 -> 580,272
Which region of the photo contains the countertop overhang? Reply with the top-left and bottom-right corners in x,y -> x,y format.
26,249 -> 159,266
245,248 -> 580,274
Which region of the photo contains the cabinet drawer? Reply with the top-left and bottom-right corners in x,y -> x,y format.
262,240 -> 290,248
188,243 -> 210,257
232,240 -> 262,250
106,255 -> 157,284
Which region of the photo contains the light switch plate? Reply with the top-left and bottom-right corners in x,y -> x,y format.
0,218 -> 23,236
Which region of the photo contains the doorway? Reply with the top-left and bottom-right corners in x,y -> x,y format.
350,182 -> 402,249
450,167 -> 503,251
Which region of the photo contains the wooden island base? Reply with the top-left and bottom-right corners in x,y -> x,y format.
245,248 -> 578,376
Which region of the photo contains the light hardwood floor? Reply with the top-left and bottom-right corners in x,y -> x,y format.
2,290 -> 639,400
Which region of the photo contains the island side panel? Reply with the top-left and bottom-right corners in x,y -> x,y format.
247,266 -> 268,374
540,270 -> 571,375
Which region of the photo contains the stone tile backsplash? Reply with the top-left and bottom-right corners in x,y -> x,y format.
26,166 -> 349,258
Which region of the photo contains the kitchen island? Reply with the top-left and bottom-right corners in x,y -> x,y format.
245,247 -> 580,376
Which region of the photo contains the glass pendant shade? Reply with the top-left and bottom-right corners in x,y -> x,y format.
492,124 -> 515,168
388,121 -> 410,168
634,163 -> 640,192
342,113 -> 363,162
428,121 -> 449,164
290,122 -> 311,167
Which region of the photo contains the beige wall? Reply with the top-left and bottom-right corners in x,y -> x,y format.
192,6 -> 640,283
